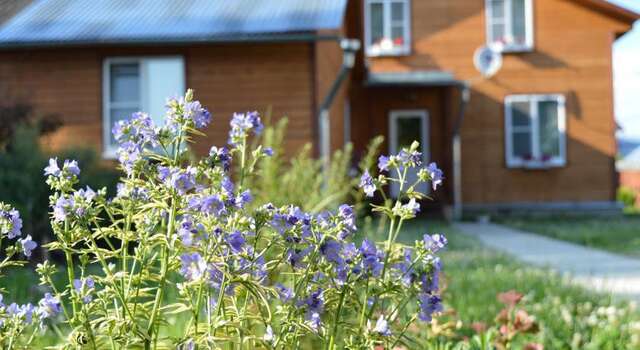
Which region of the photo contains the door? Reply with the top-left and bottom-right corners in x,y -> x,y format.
389,110 -> 430,198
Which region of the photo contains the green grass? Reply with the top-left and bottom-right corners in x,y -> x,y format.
392,219 -> 640,349
497,215 -> 640,257
3,219 -> 640,349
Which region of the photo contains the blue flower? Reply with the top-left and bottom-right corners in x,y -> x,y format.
37,293 -> 61,320
209,146 -> 232,172
286,248 -> 309,270
320,239 -> 343,265
180,253 -> 207,282
116,141 -> 142,174
0,207 -> 22,239
307,312 -> 322,332
193,195 -> 226,216
373,315 -> 392,336
426,162 -> 444,190
418,293 -> 442,322
229,111 -> 264,145
170,167 -> 197,195
275,283 -> 294,303
52,197 -> 74,222
337,204 -> 357,240
166,95 -> 212,130
235,190 -> 252,209
423,233 -> 447,253
44,158 -> 80,179
73,277 -> 95,304
359,239 -> 384,277
63,159 -> 81,177
403,198 -> 420,215
398,149 -> 422,167
44,158 -> 61,177
20,235 -> 37,258
303,288 -> 324,315
184,100 -> 212,129
359,171 -> 376,198
378,155 -> 390,172
226,231 -> 246,253
263,147 -> 274,157
19,303 -> 36,324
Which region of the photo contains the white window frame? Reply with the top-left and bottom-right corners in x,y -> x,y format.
364,0 -> 411,57
102,56 -> 185,158
389,109 -> 430,197
485,0 -> 534,53
505,94 -> 566,169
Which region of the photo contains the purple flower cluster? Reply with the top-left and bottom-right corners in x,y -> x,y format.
228,111 -> 263,146
0,292 -> 61,327
73,277 -> 95,304
0,204 -> 36,258
373,148 -> 444,193
0,206 -> 22,239
51,186 -> 97,223
426,162 -> 444,190
209,146 -> 232,172
112,112 -> 159,174
158,166 -> 197,195
44,158 -> 80,179
166,95 -> 212,130
180,253 -> 208,282
359,171 -> 376,198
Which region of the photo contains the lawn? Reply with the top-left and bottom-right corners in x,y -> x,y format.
3,218 -> 639,348
498,215 -> 640,257
366,218 -> 640,349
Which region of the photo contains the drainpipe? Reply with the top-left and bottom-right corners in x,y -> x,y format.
318,38 -> 361,162
452,83 -> 470,221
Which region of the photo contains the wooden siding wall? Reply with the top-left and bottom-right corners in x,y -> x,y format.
314,39 -> 349,155
347,0 -> 630,205
0,43 -> 316,157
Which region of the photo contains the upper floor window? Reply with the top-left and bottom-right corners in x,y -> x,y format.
103,56 -> 185,157
364,0 -> 411,56
486,0 -> 534,52
505,94 -> 566,168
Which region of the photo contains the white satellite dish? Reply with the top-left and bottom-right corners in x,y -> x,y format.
473,45 -> 503,78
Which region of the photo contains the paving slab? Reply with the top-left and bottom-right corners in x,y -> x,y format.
454,222 -> 640,300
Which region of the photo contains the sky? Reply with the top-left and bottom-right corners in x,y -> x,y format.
610,0 -> 640,139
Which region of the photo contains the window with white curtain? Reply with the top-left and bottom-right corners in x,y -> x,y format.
486,0 -> 534,52
505,94 -> 566,168
364,0 -> 411,56
102,56 -> 185,157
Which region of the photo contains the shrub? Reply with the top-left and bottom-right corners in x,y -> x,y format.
617,186 -> 637,209
249,117 -> 383,214
0,90 -> 446,349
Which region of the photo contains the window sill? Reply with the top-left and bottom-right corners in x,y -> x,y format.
508,161 -> 565,170
365,48 -> 411,58
489,43 -> 534,54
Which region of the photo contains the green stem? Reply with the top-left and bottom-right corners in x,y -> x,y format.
146,196 -> 177,347
326,284 -> 348,350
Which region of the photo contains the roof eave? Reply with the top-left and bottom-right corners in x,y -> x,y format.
572,0 -> 640,26
0,31 -> 342,50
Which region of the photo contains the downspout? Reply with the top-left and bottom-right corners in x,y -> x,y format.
318,38 -> 361,162
452,82 -> 470,221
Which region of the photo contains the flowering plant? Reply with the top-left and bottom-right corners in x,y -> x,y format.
0,89 -> 446,349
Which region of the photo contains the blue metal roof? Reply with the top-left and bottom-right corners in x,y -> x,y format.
0,0 -> 347,47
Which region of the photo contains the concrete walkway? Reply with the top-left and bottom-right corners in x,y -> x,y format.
454,222 -> 640,301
